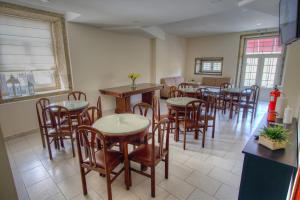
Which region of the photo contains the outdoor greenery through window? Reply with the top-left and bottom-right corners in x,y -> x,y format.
0,3 -> 71,102
194,57 -> 223,75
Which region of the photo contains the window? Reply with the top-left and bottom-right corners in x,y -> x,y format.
0,3 -> 71,102
195,57 -> 223,75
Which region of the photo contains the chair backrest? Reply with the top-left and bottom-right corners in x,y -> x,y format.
68,91 -> 87,101
169,86 -> 184,98
151,118 -> 170,163
184,100 -> 208,125
251,85 -> 260,103
195,88 -> 209,99
220,82 -> 232,90
178,82 -> 196,89
42,105 -> 72,135
36,98 -> 50,128
133,102 -> 153,117
79,106 -> 101,126
97,96 -> 103,118
76,125 -> 108,170
239,88 -> 255,104
206,94 -> 217,118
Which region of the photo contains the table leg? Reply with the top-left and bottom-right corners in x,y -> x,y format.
142,91 -> 154,104
175,110 -> 179,142
229,99 -> 233,119
122,141 -> 131,190
115,97 -> 131,113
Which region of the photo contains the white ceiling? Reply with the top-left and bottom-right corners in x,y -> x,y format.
2,0 -> 279,37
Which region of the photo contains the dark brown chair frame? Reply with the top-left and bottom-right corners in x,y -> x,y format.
129,118 -> 170,198
68,91 -> 87,101
42,105 -> 75,160
76,125 -> 124,200
36,98 -> 50,148
181,100 -> 208,149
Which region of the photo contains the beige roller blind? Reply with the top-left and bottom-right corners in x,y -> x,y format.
0,14 -> 56,72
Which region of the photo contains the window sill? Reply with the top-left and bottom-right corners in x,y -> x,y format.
0,89 -> 70,104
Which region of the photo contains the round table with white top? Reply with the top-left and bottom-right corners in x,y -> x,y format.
93,113 -> 151,189
166,97 -> 198,141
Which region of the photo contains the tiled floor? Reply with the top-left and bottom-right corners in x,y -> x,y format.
5,101 -> 268,200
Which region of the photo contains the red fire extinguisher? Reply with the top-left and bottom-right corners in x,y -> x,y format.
267,85 -> 281,122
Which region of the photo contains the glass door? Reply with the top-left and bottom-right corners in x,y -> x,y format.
240,36 -> 283,101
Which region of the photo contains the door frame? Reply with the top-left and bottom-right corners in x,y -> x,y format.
235,32 -> 287,88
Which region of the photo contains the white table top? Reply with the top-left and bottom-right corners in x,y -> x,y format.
49,100 -> 89,111
92,113 -> 150,136
166,97 -> 198,107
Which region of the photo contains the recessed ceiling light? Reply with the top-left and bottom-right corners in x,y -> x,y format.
256,23 -> 262,26
40,0 -> 50,3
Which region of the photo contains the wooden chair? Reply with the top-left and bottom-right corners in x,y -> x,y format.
129,118 -> 170,198
68,91 -> 87,101
42,105 -> 75,160
152,96 -> 175,133
195,88 -> 209,100
36,98 -> 50,148
219,82 -> 232,113
180,100 -> 208,149
231,88 -> 255,121
203,95 -> 217,138
76,125 -> 124,200
79,106 -> 101,126
251,85 -> 260,115
168,86 -> 184,98
132,102 -> 154,141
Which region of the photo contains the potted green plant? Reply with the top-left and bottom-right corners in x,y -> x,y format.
258,125 -> 289,150
128,73 -> 140,88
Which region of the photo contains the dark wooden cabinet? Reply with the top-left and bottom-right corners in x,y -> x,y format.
239,119 -> 298,200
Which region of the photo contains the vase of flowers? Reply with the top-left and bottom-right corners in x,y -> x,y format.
128,73 -> 140,88
258,125 -> 289,150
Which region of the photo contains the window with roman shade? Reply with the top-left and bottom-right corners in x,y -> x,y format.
0,2 -> 72,102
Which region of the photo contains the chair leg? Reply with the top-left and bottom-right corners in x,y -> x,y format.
45,136 -> 53,160
151,166 -> 155,197
71,136 -> 75,158
183,130 -> 187,150
165,154 -> 169,179
106,171 -> 113,200
40,128 -> 46,148
79,166 -> 88,195
212,120 -> 215,138
202,128 -> 206,148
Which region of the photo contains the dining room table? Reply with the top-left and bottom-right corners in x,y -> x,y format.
92,113 -> 151,190
166,97 -> 198,141
49,100 -> 89,123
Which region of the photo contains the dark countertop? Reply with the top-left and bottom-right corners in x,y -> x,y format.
242,118 -> 298,169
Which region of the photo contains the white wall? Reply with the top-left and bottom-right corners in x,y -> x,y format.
67,23 -> 152,110
153,34 -> 186,83
282,40 -> 300,116
185,33 -> 241,84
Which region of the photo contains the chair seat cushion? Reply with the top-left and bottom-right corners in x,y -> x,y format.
83,149 -> 123,169
129,144 -> 166,166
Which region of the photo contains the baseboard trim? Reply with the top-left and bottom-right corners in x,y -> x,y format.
4,129 -> 39,141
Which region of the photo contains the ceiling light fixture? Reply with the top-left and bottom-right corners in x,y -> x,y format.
40,0 -> 50,3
